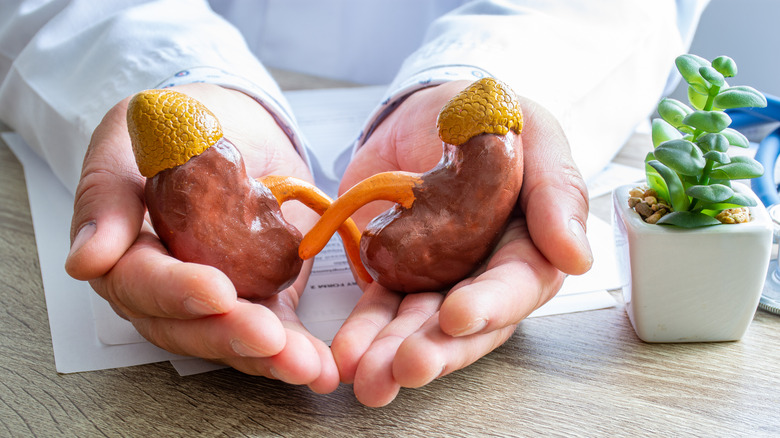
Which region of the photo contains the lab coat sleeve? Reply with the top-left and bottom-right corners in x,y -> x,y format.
0,0 -> 305,194
355,0 -> 710,181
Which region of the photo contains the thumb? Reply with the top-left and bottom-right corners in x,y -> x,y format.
518,98 -> 593,275
65,99 -> 146,280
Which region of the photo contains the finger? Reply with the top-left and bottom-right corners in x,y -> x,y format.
221,324 -> 338,391
91,226 -> 236,319
518,97 -> 593,275
191,290 -> 339,390
65,99 -> 147,280
226,328 -> 320,385
351,292 -> 443,407
352,336 -> 404,407
262,291 -> 340,392
438,218 -> 565,337
304,334 -> 341,394
130,300 -> 286,359
330,283 -> 403,384
393,313 -> 516,389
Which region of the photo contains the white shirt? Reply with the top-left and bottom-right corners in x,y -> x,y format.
0,0 -> 709,193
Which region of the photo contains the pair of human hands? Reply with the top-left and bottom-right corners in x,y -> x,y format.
65,81 -> 592,407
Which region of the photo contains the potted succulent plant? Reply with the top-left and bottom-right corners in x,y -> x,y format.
613,54 -> 773,343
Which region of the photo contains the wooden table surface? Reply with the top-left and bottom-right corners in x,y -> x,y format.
2,71 -> 779,437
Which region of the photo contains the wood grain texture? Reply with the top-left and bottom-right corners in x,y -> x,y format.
2,81 -> 780,436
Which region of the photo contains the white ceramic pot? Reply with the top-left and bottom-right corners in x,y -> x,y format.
612,183 -> 773,343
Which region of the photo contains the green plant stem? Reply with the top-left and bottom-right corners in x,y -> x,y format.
688,159 -> 715,211
687,85 -> 720,212
703,87 -> 718,112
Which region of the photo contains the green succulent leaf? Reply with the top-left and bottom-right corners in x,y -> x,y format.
647,160 -> 690,212
687,80 -> 728,111
686,183 -> 734,203
712,56 -> 737,77
689,82 -> 710,96
709,155 -> 764,180
700,192 -> 757,210
656,211 -> 722,227
687,86 -> 708,111
644,153 -> 670,202
703,150 -> 730,164
683,110 -> 732,133
713,86 -> 767,109
651,118 -> 683,147
679,125 -> 696,136
699,66 -> 725,87
720,127 -> 750,148
654,139 -> 706,176
658,98 -> 693,128
681,174 -> 699,187
728,193 -> 757,206
697,133 -> 730,152
676,54 -> 711,88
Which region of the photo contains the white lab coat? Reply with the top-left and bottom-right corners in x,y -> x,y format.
0,0 -> 709,194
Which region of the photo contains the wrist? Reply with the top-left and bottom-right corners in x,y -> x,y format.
356,66 -> 492,150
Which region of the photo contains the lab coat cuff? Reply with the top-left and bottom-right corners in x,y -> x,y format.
354,65 -> 493,150
156,67 -> 312,171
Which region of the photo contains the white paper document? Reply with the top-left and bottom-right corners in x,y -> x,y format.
4,85 -> 623,376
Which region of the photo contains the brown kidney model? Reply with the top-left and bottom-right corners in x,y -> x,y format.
144,139 -> 303,298
299,78 -> 524,293
127,89 -> 368,299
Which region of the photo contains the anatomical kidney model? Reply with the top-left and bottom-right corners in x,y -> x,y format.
300,77 -> 524,293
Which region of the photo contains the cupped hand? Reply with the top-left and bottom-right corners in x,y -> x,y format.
331,80 -> 593,406
64,83 -> 338,393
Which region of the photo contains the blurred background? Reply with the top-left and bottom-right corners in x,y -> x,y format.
671,0 -> 780,99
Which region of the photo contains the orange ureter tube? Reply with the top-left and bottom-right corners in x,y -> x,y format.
259,175 -> 372,283
297,171 -> 422,261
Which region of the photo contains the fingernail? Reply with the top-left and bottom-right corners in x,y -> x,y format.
452,318 -> 487,337
269,367 -> 281,380
569,218 -> 593,262
231,339 -> 266,357
184,297 -> 219,316
68,221 -> 96,258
